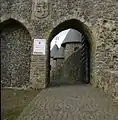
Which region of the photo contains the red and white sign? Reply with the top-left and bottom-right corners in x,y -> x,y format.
33,39 -> 46,55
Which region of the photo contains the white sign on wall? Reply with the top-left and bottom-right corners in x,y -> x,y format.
33,39 -> 46,55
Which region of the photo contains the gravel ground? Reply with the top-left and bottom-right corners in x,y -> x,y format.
17,85 -> 118,120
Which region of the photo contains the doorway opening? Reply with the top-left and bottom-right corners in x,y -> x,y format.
46,19 -> 94,87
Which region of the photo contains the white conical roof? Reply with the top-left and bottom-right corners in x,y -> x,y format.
61,29 -> 82,47
50,44 -> 59,58
54,46 -> 64,59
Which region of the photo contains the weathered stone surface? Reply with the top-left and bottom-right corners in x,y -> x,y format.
1,20 -> 32,87
0,0 -> 118,100
64,43 -> 81,60
50,46 -> 65,85
50,59 -> 57,82
30,55 -> 46,89
99,70 -> 118,102
52,58 -> 64,85
17,85 -> 118,120
63,48 -> 82,84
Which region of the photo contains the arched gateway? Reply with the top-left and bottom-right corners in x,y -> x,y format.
46,19 -> 95,86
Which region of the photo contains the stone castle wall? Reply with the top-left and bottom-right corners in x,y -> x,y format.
0,0 -> 47,88
64,43 -> 81,60
1,22 -> 32,87
54,59 -> 64,84
30,55 -> 46,89
52,49 -> 82,85
63,48 -> 82,84
50,58 -> 57,82
0,0 -> 118,100
50,58 -> 64,85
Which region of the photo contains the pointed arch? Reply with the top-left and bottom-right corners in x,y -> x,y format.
0,18 -> 30,34
45,19 -> 96,86
0,18 -> 32,87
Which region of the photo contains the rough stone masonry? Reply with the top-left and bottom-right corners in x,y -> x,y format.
0,0 -> 118,101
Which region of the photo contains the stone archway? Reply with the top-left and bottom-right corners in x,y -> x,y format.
0,18 -> 32,87
46,19 -> 95,86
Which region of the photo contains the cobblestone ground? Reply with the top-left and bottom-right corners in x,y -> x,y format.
17,85 -> 118,120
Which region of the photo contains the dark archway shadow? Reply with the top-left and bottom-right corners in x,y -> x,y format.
45,19 -> 95,87
0,18 -> 29,31
0,18 -> 32,87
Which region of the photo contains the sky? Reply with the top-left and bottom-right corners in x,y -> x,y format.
50,29 -> 70,50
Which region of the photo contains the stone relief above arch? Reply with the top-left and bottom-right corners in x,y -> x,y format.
31,0 -> 50,20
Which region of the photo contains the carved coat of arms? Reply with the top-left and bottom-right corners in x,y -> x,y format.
32,0 -> 49,19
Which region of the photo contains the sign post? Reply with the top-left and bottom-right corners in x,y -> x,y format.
33,39 -> 46,55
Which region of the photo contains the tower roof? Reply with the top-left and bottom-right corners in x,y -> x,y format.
61,29 -> 82,47
50,44 -> 59,58
53,46 -> 64,59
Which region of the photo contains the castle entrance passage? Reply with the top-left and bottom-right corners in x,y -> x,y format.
46,19 -> 92,86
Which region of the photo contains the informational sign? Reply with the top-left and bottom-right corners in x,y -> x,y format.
33,39 -> 46,55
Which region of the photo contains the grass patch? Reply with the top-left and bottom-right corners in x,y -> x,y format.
1,88 -> 41,120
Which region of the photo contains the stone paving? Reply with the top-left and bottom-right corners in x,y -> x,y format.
17,85 -> 118,120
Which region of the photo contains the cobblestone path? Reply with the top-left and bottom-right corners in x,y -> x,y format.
17,85 -> 118,120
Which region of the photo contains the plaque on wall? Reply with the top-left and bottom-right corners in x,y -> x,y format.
33,39 -> 46,55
